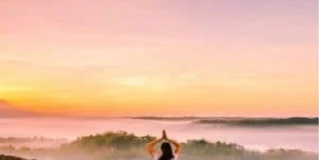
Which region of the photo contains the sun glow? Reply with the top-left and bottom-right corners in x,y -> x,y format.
117,77 -> 146,87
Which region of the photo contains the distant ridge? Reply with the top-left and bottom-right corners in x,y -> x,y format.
195,117 -> 319,126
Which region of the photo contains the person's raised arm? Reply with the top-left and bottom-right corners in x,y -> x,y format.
168,139 -> 182,154
146,138 -> 163,156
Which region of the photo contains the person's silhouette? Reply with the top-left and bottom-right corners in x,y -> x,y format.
146,130 -> 181,160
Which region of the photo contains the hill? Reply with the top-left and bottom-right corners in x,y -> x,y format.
0,154 -> 34,160
195,117 -> 319,126
59,131 -> 318,160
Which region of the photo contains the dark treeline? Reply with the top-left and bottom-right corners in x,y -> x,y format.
196,117 -> 319,126
0,137 -> 67,144
0,154 -> 33,160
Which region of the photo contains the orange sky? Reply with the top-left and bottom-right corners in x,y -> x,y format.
0,0 -> 318,117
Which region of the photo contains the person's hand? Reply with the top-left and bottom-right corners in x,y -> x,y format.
162,130 -> 168,140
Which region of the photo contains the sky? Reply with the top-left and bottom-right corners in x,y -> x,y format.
0,0 -> 318,117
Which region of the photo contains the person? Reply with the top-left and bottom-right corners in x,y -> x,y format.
146,130 -> 181,160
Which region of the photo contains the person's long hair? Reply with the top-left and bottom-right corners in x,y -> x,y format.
159,142 -> 174,160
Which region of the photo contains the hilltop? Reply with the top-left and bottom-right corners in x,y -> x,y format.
0,154 -> 34,160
